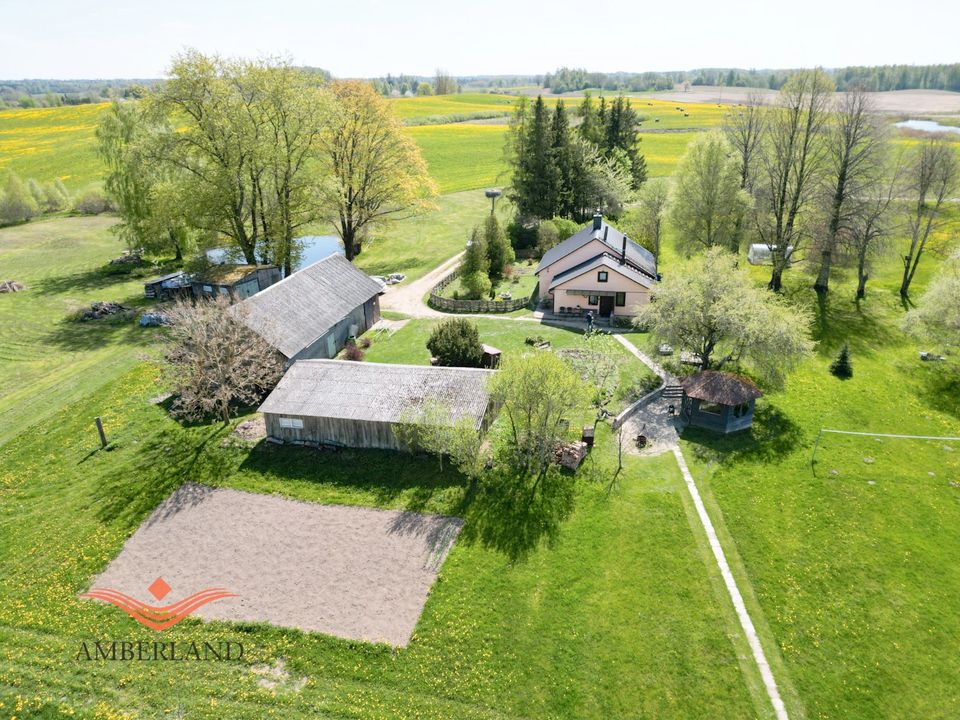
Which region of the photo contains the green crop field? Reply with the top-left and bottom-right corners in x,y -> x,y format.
406,123 -> 509,193
389,92 -> 517,124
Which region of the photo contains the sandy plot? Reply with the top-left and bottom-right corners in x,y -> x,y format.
88,483 -> 462,646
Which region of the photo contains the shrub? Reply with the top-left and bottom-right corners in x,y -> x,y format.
830,343 -> 853,379
525,335 -> 545,345
462,270 -> 491,300
426,318 -> 483,367
0,172 -> 39,224
344,343 -> 365,361
359,337 -> 372,349
73,190 -> 115,215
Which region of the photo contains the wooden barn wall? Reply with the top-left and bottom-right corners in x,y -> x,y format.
265,413 -> 405,450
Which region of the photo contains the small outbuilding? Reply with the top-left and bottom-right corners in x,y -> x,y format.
238,254 -> 382,363
259,360 -> 497,450
143,271 -> 192,301
192,264 -> 281,300
680,371 -> 762,434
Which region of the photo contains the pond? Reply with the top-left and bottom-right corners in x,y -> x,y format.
205,235 -> 344,272
894,119 -> 960,135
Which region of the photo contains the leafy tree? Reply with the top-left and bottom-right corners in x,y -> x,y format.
752,69 -> 834,291
535,217 -> 579,257
484,214 -> 513,282
904,251 -> 960,351
489,352 -> 586,479
462,271 -> 492,300
163,296 -> 285,424
41,179 -> 70,213
830,344 -> 853,379
668,131 -> 751,255
0,172 -> 39,224
898,139 -> 958,298
416,82 -> 434,96
621,178 -> 669,258
319,80 -> 437,260
461,226 -> 489,279
433,70 -> 458,95
426,319 -> 484,367
397,399 -> 485,478
814,87 -> 886,294
635,247 -> 814,388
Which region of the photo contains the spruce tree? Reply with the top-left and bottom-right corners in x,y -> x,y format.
484,214 -> 514,282
830,343 -> 854,379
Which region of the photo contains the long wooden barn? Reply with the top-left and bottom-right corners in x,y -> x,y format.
258,360 -> 497,450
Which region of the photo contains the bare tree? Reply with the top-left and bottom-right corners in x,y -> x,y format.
849,162 -> 901,300
813,87 -> 886,294
163,296 -> 285,424
723,91 -> 766,193
899,139 -> 959,298
753,70 -> 833,291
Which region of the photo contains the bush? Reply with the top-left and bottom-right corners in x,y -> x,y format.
358,337 -> 372,349
344,343 -> 365,361
73,190 -> 115,215
525,335 -> 545,345
462,270 -> 492,300
426,318 -> 483,367
507,220 -> 538,251
0,172 -> 39,224
830,343 -> 853,379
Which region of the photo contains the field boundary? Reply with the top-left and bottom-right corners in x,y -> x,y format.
672,447 -> 790,720
811,428 -> 960,472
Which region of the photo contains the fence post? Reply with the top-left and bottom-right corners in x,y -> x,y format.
94,416 -> 108,449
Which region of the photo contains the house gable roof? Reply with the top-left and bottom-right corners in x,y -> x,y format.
681,371 -> 763,405
548,253 -> 656,291
238,254 -> 381,359
258,360 -> 495,427
536,221 -> 657,278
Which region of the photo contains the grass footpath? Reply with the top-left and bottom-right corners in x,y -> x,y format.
0,361 -> 763,719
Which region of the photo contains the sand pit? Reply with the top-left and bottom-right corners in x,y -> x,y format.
88,483 -> 463,646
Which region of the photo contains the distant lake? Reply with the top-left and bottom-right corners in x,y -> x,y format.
895,119 -> 960,135
206,235 -> 344,273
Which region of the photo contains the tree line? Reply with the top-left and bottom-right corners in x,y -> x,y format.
621,71 -> 959,300
98,51 -> 436,274
543,63 -> 960,94
506,93 -> 647,224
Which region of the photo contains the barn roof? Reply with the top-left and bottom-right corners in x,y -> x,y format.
259,360 -> 495,427
238,254 -> 382,359
536,220 -> 657,278
197,264 -> 275,285
681,371 -> 762,405
548,253 -> 656,291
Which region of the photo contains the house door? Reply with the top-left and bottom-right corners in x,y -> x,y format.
598,296 -> 614,317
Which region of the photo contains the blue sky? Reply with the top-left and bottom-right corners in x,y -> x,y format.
1,0 -> 958,79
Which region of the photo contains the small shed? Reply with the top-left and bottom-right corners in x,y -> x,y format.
143,271 -> 191,301
259,360 -> 497,450
481,344 -> 502,369
192,265 -> 281,300
680,371 -> 762,434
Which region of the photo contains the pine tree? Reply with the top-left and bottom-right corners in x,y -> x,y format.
830,344 -> 853,379
461,226 -> 489,278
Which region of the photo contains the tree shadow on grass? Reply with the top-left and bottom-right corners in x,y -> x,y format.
681,403 -> 804,466
918,363 -> 960,422
43,313 -> 161,353
457,467 -> 576,563
93,424 -> 237,528
238,444 -> 468,514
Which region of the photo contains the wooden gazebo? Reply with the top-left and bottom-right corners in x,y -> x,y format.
680,371 -> 762,434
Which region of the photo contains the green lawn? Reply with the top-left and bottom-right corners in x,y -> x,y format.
672,231 -> 960,719
0,360 -> 766,719
361,317 -> 657,415
0,215 -> 163,447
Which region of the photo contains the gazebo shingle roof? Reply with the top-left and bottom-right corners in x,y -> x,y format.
681,371 -> 762,405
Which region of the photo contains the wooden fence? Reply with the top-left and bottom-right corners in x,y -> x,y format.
428,268 -> 536,314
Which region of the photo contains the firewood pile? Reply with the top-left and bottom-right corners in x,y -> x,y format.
79,301 -> 133,321
556,441 -> 588,470
0,280 -> 25,293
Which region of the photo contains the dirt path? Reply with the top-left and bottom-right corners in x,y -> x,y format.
379,252 -> 463,317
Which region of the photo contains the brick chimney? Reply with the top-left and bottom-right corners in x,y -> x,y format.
593,212 -> 602,231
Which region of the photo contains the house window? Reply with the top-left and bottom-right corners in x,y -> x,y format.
597,271 -> 608,283
202,284 -> 213,293
615,292 -> 626,307
588,295 -> 599,305
278,417 -> 304,429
